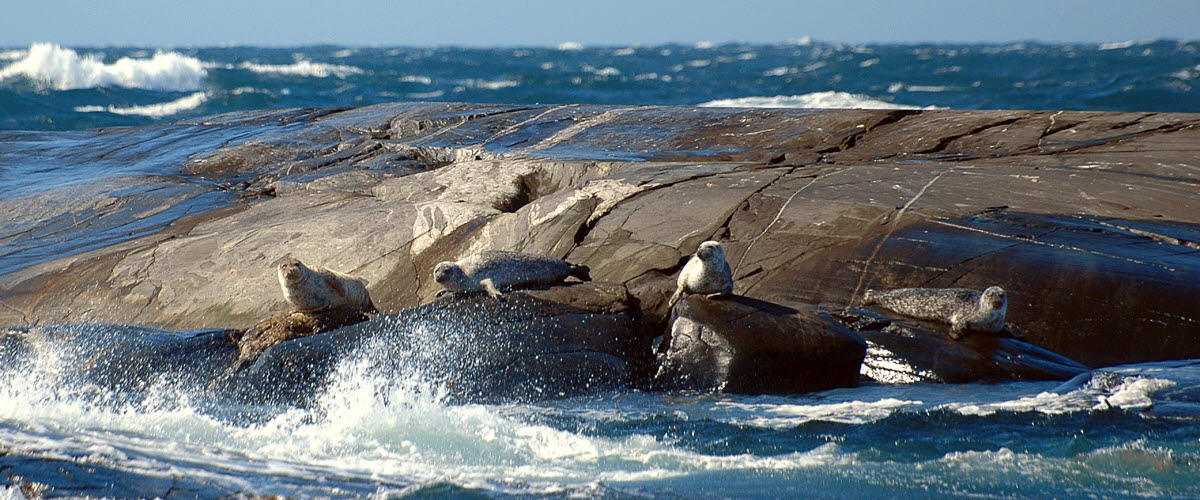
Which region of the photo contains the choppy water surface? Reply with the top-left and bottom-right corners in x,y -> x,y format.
3,40 -> 1200,498
1,39 -> 1198,131
1,324 -> 1198,498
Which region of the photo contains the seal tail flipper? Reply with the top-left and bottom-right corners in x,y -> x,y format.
569,264 -> 591,281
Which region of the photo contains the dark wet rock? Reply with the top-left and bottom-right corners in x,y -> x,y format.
2,103 -> 1199,369
222,282 -> 646,405
651,296 -> 866,394
2,283 -> 643,406
234,306 -> 370,367
840,309 -> 1088,384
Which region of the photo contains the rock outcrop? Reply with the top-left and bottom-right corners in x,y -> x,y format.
651,296 -> 866,394
2,102 -> 1198,372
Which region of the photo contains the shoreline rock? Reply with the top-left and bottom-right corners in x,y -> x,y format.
1,102 -> 1197,370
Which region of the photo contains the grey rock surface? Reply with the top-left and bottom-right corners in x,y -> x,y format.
1,102 -> 1198,368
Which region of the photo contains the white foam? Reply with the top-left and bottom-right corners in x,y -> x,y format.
0,49 -> 26,61
699,91 -> 934,110
458,79 -> 519,90
0,43 -> 206,91
1099,40 -> 1148,50
399,75 -> 433,85
693,41 -> 715,49
762,66 -> 793,77
407,91 -> 445,99
557,42 -> 584,51
73,91 -> 208,117
952,371 -> 1176,416
612,48 -> 635,56
237,60 -> 364,78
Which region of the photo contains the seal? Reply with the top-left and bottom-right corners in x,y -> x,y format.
862,285 -> 1007,339
432,250 -> 591,298
668,240 -> 734,309
277,258 -> 377,313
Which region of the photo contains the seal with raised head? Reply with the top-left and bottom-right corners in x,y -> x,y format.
432,250 -> 591,298
862,285 -> 1007,339
277,258 -> 377,313
667,240 -> 734,309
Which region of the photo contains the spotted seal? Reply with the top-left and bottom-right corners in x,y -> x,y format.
667,240 -> 734,309
277,258 -> 377,313
433,250 -> 591,298
862,285 -> 1007,339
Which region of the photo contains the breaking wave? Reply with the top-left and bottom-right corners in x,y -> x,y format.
74,91 -> 209,117
699,91 -> 935,110
0,43 -> 206,91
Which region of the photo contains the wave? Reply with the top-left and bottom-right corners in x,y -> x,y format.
457,78 -> 519,90
0,49 -> 26,61
699,91 -> 934,110
557,42 -> 584,51
0,43 -> 206,91
235,60 -> 364,78
74,92 -> 208,117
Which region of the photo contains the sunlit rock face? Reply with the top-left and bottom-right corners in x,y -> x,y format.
2,102 -> 1199,373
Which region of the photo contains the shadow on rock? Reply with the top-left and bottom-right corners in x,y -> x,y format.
651,295 -> 867,394
838,308 -> 1088,384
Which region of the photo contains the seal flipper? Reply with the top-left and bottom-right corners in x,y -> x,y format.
667,287 -> 685,309
481,278 -> 504,300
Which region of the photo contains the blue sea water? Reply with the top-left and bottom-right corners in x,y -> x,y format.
2,41 -> 1200,498
1,40 -> 1198,132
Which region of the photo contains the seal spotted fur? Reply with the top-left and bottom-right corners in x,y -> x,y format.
668,240 -> 734,309
862,286 -> 1007,339
433,250 -> 591,298
277,258 -> 377,313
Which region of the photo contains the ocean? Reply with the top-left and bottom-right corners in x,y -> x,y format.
2,40 -> 1200,498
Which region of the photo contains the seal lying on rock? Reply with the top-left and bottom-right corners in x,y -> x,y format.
433,250 -> 591,298
277,258 -> 377,313
862,286 -> 1007,339
668,240 -> 734,309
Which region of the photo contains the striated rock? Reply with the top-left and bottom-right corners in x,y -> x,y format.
651,296 -> 866,394
2,103 -> 1199,368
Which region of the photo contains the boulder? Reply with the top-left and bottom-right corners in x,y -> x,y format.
651,295 -> 866,394
839,309 -> 1088,383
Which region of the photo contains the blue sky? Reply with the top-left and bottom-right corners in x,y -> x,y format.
4,0 -> 1199,47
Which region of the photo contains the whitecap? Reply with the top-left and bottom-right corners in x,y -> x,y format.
699,91 -> 934,110
332,49 -> 356,58
612,47 -> 635,56
859,58 -> 880,68
693,41 -> 715,49
789,36 -> 814,46
407,91 -> 445,99
458,79 -> 519,90
557,42 -> 584,51
687,59 -> 710,67
762,66 -> 792,77
73,91 -> 208,117
237,60 -> 364,78
399,75 -> 433,85
1099,40 -> 1149,50
0,49 -> 27,60
0,43 -> 205,91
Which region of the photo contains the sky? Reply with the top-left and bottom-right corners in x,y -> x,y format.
3,0 -> 1199,47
